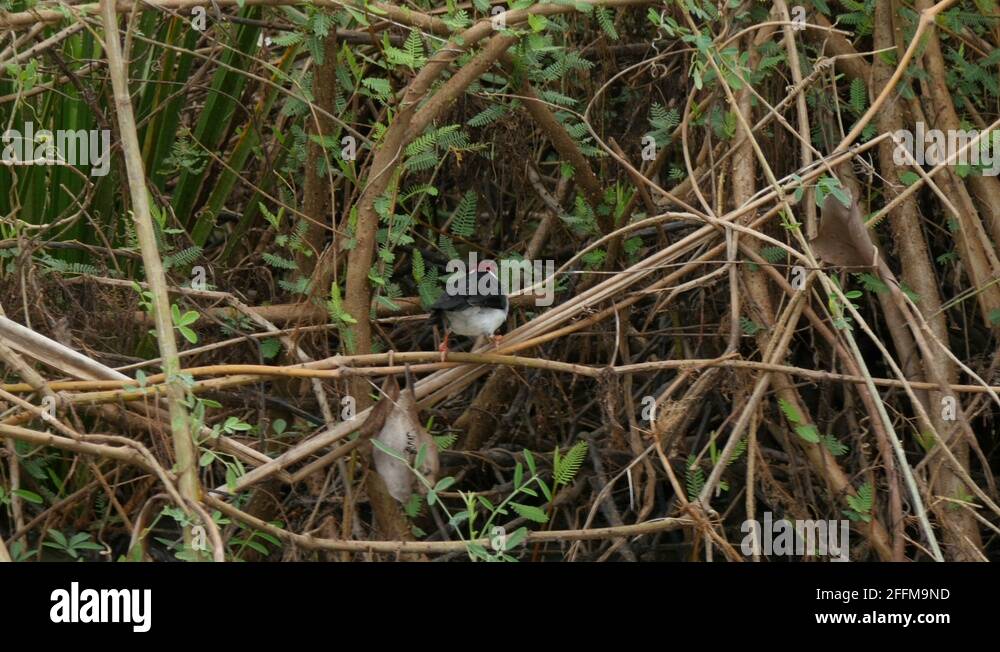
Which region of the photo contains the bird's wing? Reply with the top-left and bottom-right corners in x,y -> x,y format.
465,293 -> 507,310
429,292 -> 471,311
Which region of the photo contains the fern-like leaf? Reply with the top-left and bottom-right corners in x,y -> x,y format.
467,103 -> 507,127
595,6 -> 619,40
849,77 -> 867,115
554,440 -> 588,486
685,454 -> 705,501
778,398 -> 802,424
450,191 -> 478,238
263,253 -> 298,270
759,246 -> 785,263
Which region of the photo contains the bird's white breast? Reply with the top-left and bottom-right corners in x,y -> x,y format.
444,306 -> 507,337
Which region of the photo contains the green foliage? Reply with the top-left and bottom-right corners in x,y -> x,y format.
327,283 -> 357,327
43,530 -> 104,559
450,190 -> 478,238
822,434 -> 849,457
815,175 -> 851,208
553,440 -> 588,487
844,482 -> 874,522
647,102 -> 679,146
162,246 -> 203,271
171,304 -> 200,344
361,77 -> 392,101
594,6 -> 619,40
855,273 -> 888,294
262,252 -> 298,270
37,254 -> 102,277
434,432 -> 458,450
836,0 -> 876,37
385,30 -> 427,71
739,316 -> 763,336
759,246 -> 785,263
848,77 -> 867,115
467,103 -> 509,127
777,398 -> 823,444
685,454 -> 705,501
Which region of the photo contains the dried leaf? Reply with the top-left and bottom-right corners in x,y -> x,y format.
811,190 -> 879,269
372,366 -> 440,503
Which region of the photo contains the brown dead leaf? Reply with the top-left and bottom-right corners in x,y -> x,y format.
811,191 -> 879,269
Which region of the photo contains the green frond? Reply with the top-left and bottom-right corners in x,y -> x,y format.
759,246 -> 785,263
163,245 -> 203,270
467,104 -> 507,127
263,253 -> 298,270
554,440 -> 588,486
450,190 -> 478,238
595,6 -> 619,40
848,77 -> 867,115
411,249 -> 425,282
685,454 -> 705,501
778,398 -> 802,424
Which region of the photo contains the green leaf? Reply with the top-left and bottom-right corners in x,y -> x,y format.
12,489 -> 42,504
594,6 -> 618,39
178,310 -> 199,326
855,272 -> 889,294
505,526 -> 529,550
794,424 -> 821,443
434,476 -> 456,492
243,539 -> 269,555
536,477 -> 552,502
685,454 -> 705,501
371,438 -> 407,463
822,434 -> 849,456
178,325 -> 198,344
434,433 -> 457,450
450,190 -> 478,238
739,316 -> 763,335
777,398 -> 802,424
759,246 -> 785,263
466,543 -> 490,561
524,449 -> 536,475
527,14 -> 549,32
259,338 -> 282,360
554,440 -> 588,486
47,529 -> 68,547
510,502 -> 549,523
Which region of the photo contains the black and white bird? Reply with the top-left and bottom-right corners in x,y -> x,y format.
430,260 -> 509,358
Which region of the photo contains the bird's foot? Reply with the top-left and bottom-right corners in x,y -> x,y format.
490,333 -> 504,351
438,334 -> 450,363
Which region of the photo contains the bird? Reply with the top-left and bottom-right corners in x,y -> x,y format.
372,365 -> 440,504
430,259 -> 509,360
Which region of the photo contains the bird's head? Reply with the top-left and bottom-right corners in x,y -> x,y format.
476,259 -> 499,276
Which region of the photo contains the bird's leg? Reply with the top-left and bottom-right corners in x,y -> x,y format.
490,333 -> 504,351
438,330 -> 451,362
